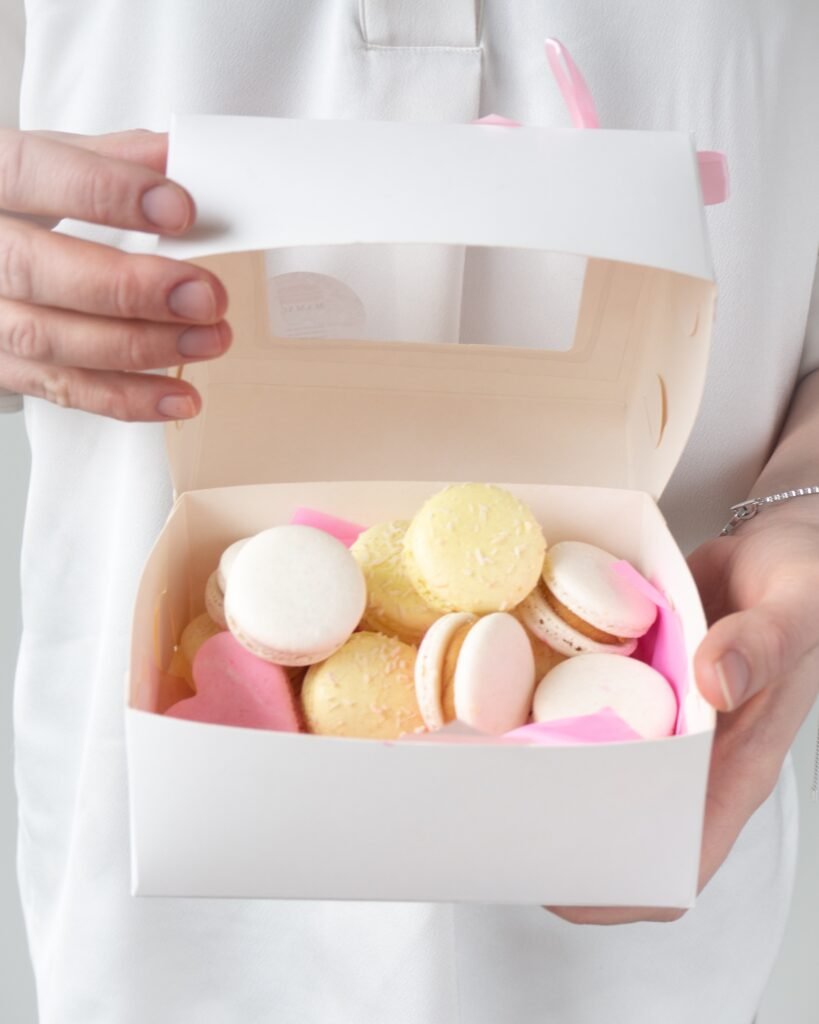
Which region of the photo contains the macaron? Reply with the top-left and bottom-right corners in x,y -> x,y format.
217,537 -> 251,590
225,525 -> 367,667
204,572 -> 227,629
204,537 -> 251,628
158,655 -> 195,714
521,623 -> 567,681
415,611 -> 536,735
517,541 -> 658,657
301,632 -> 423,740
166,631 -> 302,732
351,520 -> 441,645
166,646 -> 194,689
179,612 -> 222,676
532,653 -> 678,739
403,484 -> 546,614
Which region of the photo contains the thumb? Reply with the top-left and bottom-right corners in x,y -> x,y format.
694,595 -> 814,711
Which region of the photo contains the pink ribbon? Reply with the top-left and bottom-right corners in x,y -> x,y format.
290,508 -> 366,547
476,38 -> 729,206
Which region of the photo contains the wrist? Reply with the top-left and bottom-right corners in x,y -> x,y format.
721,486 -> 819,537
724,492 -> 819,539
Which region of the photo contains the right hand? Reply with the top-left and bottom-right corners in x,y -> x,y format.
0,128 -> 231,421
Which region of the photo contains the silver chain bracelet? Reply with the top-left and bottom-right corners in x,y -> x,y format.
720,486 -> 819,536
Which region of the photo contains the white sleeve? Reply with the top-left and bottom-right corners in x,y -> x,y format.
0,0 -> 27,411
0,0 -> 25,129
798,252 -> 819,380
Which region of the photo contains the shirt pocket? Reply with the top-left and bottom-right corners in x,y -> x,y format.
359,0 -> 481,49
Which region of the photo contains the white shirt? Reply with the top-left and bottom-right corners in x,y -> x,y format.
13,2 -> 818,1021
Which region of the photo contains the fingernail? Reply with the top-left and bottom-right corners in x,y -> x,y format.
715,650 -> 750,710
141,184 -> 190,231
168,281 -> 216,322
157,394 -> 197,420
177,324 -> 226,359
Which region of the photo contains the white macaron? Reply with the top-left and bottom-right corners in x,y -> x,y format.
204,537 -> 251,629
217,537 -> 251,591
532,653 -> 678,739
225,525 -> 367,666
415,611 -> 536,735
518,541 -> 657,657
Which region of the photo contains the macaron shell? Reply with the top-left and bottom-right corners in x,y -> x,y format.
521,623 -> 568,681
180,611 -> 223,668
544,541 -> 658,638
204,571 -> 227,629
415,612 -> 476,731
225,525 -> 367,666
533,653 -> 677,739
517,586 -> 638,658
403,484 -> 546,615
226,627 -> 342,669
159,650 -> 195,712
302,632 -> 423,740
454,613 -> 536,734
351,520 -> 441,644
166,631 -> 301,732
216,537 -> 252,591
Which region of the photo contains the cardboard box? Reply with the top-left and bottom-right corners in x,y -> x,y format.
127,115 -> 717,906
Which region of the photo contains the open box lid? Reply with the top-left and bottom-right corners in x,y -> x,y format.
157,115 -> 716,499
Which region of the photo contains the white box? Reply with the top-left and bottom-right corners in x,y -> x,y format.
127,116 -> 717,907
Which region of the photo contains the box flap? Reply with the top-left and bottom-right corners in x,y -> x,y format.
161,116 -> 713,279
158,116 -> 715,498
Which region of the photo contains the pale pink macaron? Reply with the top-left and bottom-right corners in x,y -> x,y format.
204,537 -> 251,629
415,611 -> 536,735
533,653 -> 677,739
165,631 -> 301,732
518,541 -> 657,657
225,525 -> 367,667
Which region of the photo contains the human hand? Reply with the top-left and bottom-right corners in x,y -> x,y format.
548,502 -> 819,925
0,128 -> 230,420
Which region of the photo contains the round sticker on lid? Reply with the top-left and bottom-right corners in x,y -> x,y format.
266,272 -> 366,340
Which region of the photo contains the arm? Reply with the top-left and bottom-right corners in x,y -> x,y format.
552,366 -> 819,925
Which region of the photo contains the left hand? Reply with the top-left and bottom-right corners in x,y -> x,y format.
549,503 -> 819,925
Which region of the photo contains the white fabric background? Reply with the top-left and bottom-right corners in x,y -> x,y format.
0,0 -> 817,1020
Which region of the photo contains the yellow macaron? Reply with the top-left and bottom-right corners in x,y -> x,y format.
351,520 -> 441,645
403,483 -> 547,614
171,610 -> 224,692
178,612 -> 223,686
301,632 -> 424,740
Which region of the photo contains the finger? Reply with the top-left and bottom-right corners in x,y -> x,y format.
0,297 -> 232,371
33,129 -> 169,175
0,216 -> 227,324
686,540 -> 735,625
694,594 -> 819,711
0,350 -> 202,422
546,905 -> 685,926
0,128 -> 192,234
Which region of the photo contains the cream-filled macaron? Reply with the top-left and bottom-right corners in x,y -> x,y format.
204,572 -> 227,629
533,653 -> 678,739
415,611 -> 536,735
225,525 -> 366,666
518,541 -> 657,657
204,537 -> 251,628
519,621 -> 567,681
